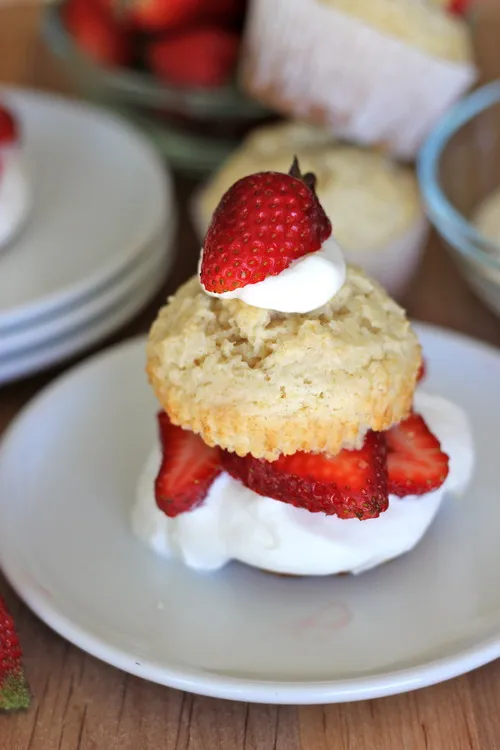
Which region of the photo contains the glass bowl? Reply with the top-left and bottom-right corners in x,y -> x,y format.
43,1 -> 271,174
418,80 -> 500,317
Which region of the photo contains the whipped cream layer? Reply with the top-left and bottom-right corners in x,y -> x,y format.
0,146 -> 31,251
132,392 -> 474,576
200,234 -> 346,314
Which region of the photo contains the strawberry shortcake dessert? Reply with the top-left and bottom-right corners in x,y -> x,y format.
132,160 -> 474,576
0,103 -> 31,253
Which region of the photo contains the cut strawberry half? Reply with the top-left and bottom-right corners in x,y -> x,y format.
155,412 -> 221,517
200,158 -> 332,294
126,0 -> 207,31
386,413 -> 449,497
222,431 -> 388,520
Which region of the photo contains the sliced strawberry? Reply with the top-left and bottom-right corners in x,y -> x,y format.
64,0 -> 131,68
200,160 -> 332,293
222,432 -> 388,520
222,449 -> 341,515
146,26 -> 240,88
386,413 -> 449,497
155,412 -> 221,517
0,105 -> 18,146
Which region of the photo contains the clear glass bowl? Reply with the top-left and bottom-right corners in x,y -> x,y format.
43,1 -> 272,174
418,80 -> 500,317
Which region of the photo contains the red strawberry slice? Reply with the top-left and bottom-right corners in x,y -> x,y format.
0,598 -> 30,711
155,412 -> 221,517
147,26 -> 240,88
0,105 -> 18,146
222,432 -> 388,520
386,413 -> 449,497
200,160 -> 332,293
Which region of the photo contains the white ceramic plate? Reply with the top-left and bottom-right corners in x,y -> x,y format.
1,232 -> 169,358
0,88 -> 171,331
0,324 -> 499,704
0,251 -> 168,385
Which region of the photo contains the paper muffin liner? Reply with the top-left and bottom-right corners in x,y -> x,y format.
348,213 -> 430,299
241,0 -> 477,160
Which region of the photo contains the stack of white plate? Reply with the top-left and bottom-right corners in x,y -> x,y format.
0,90 -> 175,386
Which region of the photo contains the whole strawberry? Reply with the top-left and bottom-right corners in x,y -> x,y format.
147,26 -> 240,88
200,160 -> 332,293
64,0 -> 131,68
0,598 -> 30,711
125,0 -> 206,31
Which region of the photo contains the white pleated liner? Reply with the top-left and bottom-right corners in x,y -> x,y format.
242,0 -> 477,160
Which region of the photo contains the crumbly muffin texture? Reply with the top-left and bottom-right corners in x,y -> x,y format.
147,266 -> 421,460
316,0 -> 472,63
198,122 -> 422,254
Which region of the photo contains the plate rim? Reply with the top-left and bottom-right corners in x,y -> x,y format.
0,254 -> 168,385
0,87 -> 173,331
1,322 -> 500,704
1,234 -> 167,357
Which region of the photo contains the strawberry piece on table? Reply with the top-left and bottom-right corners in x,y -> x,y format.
386,413 -> 449,497
64,0 -> 131,67
222,432 -> 389,520
146,26 -> 240,89
200,160 -> 332,293
0,105 -> 18,146
155,412 -> 221,517
0,598 -> 30,711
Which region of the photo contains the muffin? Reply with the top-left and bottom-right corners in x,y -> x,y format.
240,0 -> 477,160
194,121 -> 429,297
132,160 -> 474,576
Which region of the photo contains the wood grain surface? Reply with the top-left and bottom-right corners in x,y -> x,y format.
1,4 -> 500,749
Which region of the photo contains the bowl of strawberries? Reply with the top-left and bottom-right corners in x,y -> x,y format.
44,0 -> 271,172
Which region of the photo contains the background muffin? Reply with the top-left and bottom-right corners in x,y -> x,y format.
240,0 -> 476,160
194,121 -> 429,297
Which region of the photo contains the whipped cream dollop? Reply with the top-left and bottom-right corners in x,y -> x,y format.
132,392 -> 474,576
0,146 -> 31,251
200,234 -> 346,314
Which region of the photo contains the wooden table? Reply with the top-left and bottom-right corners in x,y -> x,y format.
1,4 -> 500,749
